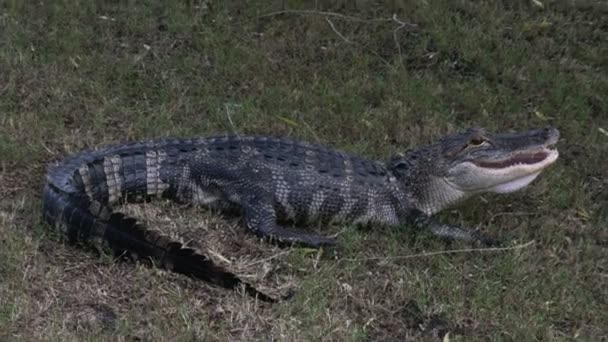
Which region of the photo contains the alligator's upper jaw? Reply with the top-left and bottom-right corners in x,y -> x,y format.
474,149 -> 554,169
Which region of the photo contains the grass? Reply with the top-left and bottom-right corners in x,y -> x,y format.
1,0 -> 607,340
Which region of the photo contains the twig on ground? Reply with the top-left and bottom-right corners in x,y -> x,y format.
392,14 -> 410,69
338,240 -> 535,262
488,211 -> 535,223
260,9 -> 418,73
208,248 -> 233,265
322,16 -> 396,72
242,250 -> 292,268
259,9 -> 417,28
325,17 -> 352,44
40,141 -> 57,156
258,9 -> 393,23
300,117 -> 322,144
224,104 -> 240,138
392,13 -> 418,28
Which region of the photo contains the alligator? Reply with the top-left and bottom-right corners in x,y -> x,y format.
42,127 -> 559,301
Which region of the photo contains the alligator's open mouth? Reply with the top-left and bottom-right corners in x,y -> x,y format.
474,150 -> 550,169
473,143 -> 557,169
472,145 -> 559,193
446,143 -> 559,194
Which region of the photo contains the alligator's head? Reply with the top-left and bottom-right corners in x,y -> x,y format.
390,127 -> 560,214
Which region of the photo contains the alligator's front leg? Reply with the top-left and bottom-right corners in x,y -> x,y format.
402,209 -> 501,247
241,193 -> 336,248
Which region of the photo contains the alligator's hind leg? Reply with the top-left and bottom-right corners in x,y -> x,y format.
241,193 -> 336,248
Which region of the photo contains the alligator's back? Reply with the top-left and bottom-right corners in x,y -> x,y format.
44,135 -> 397,228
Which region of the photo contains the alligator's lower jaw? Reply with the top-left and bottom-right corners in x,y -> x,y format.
490,171 -> 542,193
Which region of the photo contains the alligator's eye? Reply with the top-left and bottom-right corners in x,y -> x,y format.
468,136 -> 486,146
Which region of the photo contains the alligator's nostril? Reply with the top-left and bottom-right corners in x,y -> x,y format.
542,127 -> 560,143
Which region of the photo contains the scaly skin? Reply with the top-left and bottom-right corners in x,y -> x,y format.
42,127 -> 560,298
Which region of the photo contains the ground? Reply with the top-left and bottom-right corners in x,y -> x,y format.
0,0 -> 607,341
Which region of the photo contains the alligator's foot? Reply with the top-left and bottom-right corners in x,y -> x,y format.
425,221 -> 501,248
241,282 -> 297,303
404,209 -> 501,248
470,229 -> 502,247
258,225 -> 337,248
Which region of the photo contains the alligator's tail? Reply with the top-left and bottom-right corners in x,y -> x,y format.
42,140 -> 279,302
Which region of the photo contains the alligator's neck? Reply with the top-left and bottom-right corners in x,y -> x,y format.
388,151 -> 470,216
415,176 -> 470,215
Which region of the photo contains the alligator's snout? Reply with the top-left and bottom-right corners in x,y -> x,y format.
541,127 -> 560,148
532,127 -> 560,148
